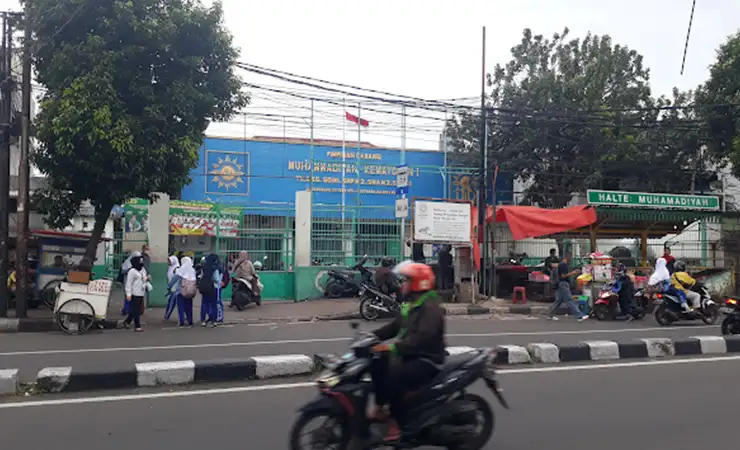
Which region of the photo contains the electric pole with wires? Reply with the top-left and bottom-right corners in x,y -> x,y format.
0,12 -> 16,318
14,13 -> 32,318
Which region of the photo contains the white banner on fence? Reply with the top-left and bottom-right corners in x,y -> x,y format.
413,201 -> 471,243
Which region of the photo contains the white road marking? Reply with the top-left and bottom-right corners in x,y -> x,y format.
1,355 -> 739,410
0,325 -> 718,357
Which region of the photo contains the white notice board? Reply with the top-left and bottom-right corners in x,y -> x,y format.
413,201 -> 472,243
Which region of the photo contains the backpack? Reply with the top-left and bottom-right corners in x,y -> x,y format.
181,278 -> 197,299
198,275 -> 215,297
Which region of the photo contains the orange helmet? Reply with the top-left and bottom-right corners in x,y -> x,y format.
392,260 -> 436,292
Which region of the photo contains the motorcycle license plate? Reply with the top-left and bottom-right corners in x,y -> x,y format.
720,307 -> 735,314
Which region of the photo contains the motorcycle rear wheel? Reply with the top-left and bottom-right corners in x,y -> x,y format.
359,296 -> 380,321
327,282 -> 344,299
654,304 -> 675,326
592,303 -> 611,321
289,409 -> 351,450
446,393 -> 494,450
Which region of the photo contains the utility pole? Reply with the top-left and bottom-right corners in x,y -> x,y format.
0,13 -> 14,318
15,15 -> 31,318
478,26 -> 487,296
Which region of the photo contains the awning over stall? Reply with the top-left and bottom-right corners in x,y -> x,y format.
487,205 -> 598,240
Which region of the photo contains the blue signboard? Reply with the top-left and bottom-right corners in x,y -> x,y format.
179,137 -> 513,218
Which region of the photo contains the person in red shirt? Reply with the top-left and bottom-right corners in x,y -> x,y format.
663,247 -> 676,274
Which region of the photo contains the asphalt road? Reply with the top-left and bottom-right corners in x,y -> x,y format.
1,355 -> 737,449
1,316 -> 721,381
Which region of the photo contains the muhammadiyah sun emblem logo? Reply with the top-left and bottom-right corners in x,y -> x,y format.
211,156 -> 244,190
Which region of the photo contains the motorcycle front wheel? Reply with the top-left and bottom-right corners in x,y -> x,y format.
701,305 -> 719,325
721,315 -> 740,335
359,295 -> 380,321
289,409 -> 351,450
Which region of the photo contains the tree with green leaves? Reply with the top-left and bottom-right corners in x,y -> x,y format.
697,31 -> 740,177
446,28 -> 710,208
25,0 -> 248,260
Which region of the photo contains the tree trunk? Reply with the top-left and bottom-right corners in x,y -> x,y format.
83,205 -> 112,265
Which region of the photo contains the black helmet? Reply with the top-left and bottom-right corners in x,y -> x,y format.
381,256 -> 395,268
674,260 -> 687,272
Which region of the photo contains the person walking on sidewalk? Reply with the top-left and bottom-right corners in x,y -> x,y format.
124,255 -> 150,331
168,256 -> 196,327
120,251 -> 141,316
199,253 -> 223,327
164,255 -> 180,321
547,252 -> 588,322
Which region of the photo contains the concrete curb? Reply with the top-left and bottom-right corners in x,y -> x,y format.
0,317 -> 120,333
4,335 -> 738,396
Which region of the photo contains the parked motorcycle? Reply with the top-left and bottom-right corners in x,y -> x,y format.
653,282 -> 719,326
289,322 -> 508,450
324,254 -> 374,298
231,256 -> 267,310
720,296 -> 740,335
592,275 -> 648,321
358,283 -> 399,321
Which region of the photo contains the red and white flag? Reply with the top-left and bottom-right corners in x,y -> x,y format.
345,111 -> 369,127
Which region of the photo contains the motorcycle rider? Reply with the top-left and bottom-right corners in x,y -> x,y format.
671,261 -> 700,311
369,260 -> 446,442
614,263 -> 635,320
374,256 -> 400,297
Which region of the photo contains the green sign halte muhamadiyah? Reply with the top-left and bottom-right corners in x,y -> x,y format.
586,190 -> 720,211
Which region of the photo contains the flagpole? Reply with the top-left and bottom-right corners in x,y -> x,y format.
341,98 -> 346,226
354,102 -> 361,263
310,99 -> 314,193
401,104 -> 407,257
356,103 -> 361,209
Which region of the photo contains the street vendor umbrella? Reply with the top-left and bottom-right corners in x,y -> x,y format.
489,205 -> 598,240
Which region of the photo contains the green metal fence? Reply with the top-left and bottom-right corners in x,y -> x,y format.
311,205 -> 402,266
215,206 -> 295,300
215,206 -> 295,272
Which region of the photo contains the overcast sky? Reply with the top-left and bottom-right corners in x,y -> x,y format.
5,0 -> 740,150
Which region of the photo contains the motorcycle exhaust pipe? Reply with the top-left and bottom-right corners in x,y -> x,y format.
368,303 -> 390,313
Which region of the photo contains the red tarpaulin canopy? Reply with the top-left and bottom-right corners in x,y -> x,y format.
487,205 -> 598,241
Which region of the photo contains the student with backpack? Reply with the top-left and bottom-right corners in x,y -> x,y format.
199,254 -> 223,327
169,256 -> 197,327
164,255 -> 180,322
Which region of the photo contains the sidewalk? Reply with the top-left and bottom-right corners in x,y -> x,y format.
0,292 -> 574,333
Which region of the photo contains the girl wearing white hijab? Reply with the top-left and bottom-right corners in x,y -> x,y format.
648,258 -> 671,291
169,256 -> 197,327
120,251 -> 142,316
164,255 -> 181,321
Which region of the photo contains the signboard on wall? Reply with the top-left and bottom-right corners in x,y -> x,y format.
413,201 -> 472,243
169,200 -> 242,237
123,198 -> 148,236
587,189 -> 721,211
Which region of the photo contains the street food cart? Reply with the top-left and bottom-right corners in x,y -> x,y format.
54,272 -> 114,335
33,230 -> 111,309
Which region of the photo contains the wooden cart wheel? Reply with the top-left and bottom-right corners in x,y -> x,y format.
56,298 -> 96,335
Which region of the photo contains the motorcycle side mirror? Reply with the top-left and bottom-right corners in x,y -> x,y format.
263,255 -> 268,260
350,321 -> 359,330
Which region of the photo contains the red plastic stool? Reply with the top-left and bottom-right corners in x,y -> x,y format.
512,286 -> 527,304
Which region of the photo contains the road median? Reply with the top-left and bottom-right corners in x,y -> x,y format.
3,335 -> 738,397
